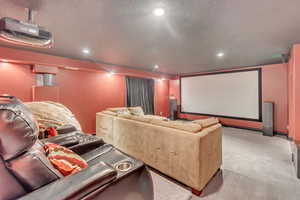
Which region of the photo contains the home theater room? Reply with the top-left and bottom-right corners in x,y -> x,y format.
0,0 -> 299,200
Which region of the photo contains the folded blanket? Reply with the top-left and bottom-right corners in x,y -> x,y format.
25,101 -> 82,131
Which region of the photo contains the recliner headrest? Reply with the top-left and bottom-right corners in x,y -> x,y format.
0,96 -> 38,160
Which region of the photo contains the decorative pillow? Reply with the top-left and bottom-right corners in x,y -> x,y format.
128,107 -> 144,116
44,143 -> 88,176
116,109 -> 131,115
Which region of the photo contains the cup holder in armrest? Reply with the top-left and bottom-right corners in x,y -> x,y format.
115,161 -> 133,172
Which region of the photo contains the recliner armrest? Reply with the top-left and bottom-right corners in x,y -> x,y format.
56,124 -> 78,135
41,132 -> 80,146
19,162 -> 117,200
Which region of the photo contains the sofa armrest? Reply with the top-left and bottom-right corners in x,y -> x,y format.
197,124 -> 222,189
19,162 -> 117,200
96,113 -> 115,144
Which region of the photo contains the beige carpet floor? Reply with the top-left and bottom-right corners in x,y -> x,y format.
151,127 -> 300,200
150,170 -> 192,200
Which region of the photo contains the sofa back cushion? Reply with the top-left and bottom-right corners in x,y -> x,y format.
128,107 -> 144,116
144,115 -> 169,121
150,120 -> 202,133
101,110 -> 118,116
193,117 -> 219,128
118,114 -> 151,123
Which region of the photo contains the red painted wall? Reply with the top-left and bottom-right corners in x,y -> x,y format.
0,62 -> 170,133
170,64 -> 288,134
288,44 -> 300,141
0,47 -> 171,133
56,69 -> 126,132
154,79 -> 170,117
0,63 -> 34,101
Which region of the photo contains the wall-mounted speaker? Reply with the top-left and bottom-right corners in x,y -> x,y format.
169,98 -> 178,120
262,101 -> 274,136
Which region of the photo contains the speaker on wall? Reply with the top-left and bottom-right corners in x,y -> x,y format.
169,97 -> 178,120
262,101 -> 274,136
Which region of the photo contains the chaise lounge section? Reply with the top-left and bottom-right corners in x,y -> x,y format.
96,107 -> 222,194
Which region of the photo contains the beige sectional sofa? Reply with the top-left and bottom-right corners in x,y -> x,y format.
96,107 -> 222,193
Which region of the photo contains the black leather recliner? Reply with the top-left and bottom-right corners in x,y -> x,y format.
0,96 -> 153,200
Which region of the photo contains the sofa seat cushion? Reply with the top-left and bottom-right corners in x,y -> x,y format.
44,143 -> 88,176
106,107 -> 131,115
193,117 -> 219,128
128,107 -> 144,116
150,119 -> 202,133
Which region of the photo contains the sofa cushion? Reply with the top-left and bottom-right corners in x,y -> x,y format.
150,119 -> 202,133
128,107 -> 144,116
44,143 -> 88,176
193,117 -> 219,128
106,107 -> 131,115
119,114 -> 151,123
144,115 -> 169,121
118,113 -> 132,119
102,110 -> 118,116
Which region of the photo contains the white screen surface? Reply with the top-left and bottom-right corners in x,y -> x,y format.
181,70 -> 261,120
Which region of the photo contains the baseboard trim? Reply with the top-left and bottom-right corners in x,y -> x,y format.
274,131 -> 288,137
292,141 -> 300,179
221,123 -> 288,138
221,124 -> 261,132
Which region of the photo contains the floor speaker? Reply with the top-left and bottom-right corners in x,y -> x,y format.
169,99 -> 177,120
262,101 -> 274,136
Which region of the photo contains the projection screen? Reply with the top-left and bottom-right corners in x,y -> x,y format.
180,69 -> 262,121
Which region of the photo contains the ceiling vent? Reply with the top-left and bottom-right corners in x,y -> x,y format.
0,9 -> 53,48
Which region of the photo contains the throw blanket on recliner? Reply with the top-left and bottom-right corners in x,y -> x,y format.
25,101 -> 82,131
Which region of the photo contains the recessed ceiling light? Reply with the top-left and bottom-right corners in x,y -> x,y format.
106,71 -> 114,77
154,64 -> 159,69
82,48 -> 90,55
217,52 -> 224,58
153,8 -> 165,16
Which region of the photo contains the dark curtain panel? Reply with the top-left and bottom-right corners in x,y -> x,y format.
126,76 -> 154,114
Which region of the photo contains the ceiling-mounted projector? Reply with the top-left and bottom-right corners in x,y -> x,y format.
0,9 -> 53,48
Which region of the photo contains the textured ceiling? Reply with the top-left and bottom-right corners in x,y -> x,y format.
0,0 -> 300,74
